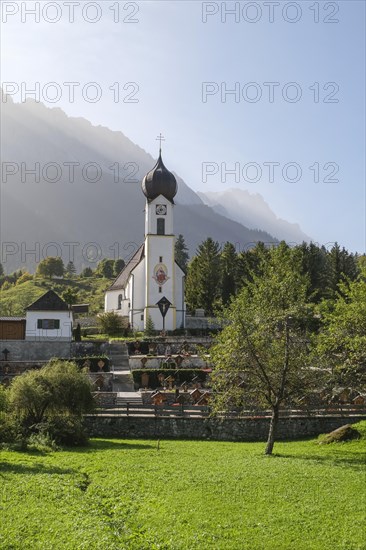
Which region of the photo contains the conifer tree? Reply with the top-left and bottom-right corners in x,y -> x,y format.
175,234 -> 189,271
185,238 -> 221,315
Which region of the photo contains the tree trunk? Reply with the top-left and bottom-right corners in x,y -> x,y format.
265,405 -> 279,455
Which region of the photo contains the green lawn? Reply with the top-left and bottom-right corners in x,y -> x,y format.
0,427 -> 365,550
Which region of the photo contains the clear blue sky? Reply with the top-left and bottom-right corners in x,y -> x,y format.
1,0 -> 365,251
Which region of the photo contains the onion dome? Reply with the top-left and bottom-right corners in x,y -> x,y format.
142,152 -> 177,202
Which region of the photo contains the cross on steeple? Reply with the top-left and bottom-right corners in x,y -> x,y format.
156,133 -> 165,155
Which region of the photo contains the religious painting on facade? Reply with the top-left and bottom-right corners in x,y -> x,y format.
152,263 -> 169,285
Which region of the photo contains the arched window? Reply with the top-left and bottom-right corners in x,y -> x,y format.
118,294 -> 123,310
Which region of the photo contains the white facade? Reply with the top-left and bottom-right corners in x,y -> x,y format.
25,310 -> 73,341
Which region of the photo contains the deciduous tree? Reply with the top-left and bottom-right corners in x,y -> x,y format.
36,257 -> 64,279
210,243 -> 318,455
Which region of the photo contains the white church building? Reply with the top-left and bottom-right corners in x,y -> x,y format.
104,148 -> 186,332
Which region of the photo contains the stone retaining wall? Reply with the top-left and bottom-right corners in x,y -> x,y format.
0,340 -> 72,361
84,415 -> 366,441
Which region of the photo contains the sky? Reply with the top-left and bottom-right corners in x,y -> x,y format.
1,0 -> 365,252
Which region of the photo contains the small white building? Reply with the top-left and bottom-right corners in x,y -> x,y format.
105,149 -> 186,331
25,290 -> 73,341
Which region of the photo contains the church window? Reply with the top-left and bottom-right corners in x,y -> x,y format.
159,256 -> 163,263
117,294 -> 122,309
159,286 -> 162,293
140,314 -> 144,321
157,218 -> 165,235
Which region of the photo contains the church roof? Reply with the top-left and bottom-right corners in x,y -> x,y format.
26,290 -> 69,311
108,244 -> 145,291
142,152 -> 177,203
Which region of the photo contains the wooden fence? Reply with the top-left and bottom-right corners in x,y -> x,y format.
89,403 -> 366,419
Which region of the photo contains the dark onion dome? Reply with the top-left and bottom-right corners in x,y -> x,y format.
142,152 -> 177,202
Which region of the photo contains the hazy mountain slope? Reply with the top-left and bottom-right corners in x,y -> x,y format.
1,95 -> 276,272
198,189 -> 311,244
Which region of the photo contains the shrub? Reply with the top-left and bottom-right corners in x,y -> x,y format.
132,369 -> 207,389
8,360 -> 94,446
144,314 -> 155,336
27,431 -> 60,453
33,416 -> 89,447
97,312 -> 123,336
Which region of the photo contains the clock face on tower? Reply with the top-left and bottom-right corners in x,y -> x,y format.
156,204 -> 167,215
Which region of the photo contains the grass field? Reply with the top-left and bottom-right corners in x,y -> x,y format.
1,425 -> 365,550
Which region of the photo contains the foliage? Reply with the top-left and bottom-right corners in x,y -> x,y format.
210,243 -> 320,454
0,277 -> 110,316
144,314 -> 155,336
80,266 -> 94,277
114,258 -> 125,276
27,431 -> 60,452
316,268 -> 366,389
36,256 -> 64,279
15,271 -> 33,285
0,434 -> 365,548
62,287 -> 78,305
0,384 -> 8,412
132,369 -> 207,388
9,360 -> 94,426
97,311 -> 123,336
72,355 -> 110,372
220,241 -> 239,305
96,259 -> 115,278
185,237 -> 221,314
65,261 -> 77,277
175,234 -> 189,271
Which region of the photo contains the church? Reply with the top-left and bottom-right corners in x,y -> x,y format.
104,144 -> 186,332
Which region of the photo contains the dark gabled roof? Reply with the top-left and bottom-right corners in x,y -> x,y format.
26,290 -> 69,311
175,259 -> 187,275
108,244 -> 145,291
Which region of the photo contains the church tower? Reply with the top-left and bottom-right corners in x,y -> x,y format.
141,145 -> 179,331
104,138 -> 185,332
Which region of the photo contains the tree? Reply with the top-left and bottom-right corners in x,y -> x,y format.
210,243 -> 317,455
297,242 -> 331,302
97,312 -> 123,336
328,243 -> 359,296
220,242 -> 239,305
62,288 -> 78,306
175,234 -> 189,271
66,261 -> 76,277
0,263 -> 4,277
114,258 -> 125,276
185,238 -> 221,315
81,267 -> 94,278
317,268 -> 366,389
15,272 -> 33,285
96,259 -> 115,278
236,242 -> 269,290
9,360 -> 94,426
145,314 -> 155,336
36,257 -> 64,279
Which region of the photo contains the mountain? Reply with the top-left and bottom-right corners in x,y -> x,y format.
0,94 -> 276,273
198,189 -> 311,244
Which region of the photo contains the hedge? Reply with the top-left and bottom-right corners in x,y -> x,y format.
73,356 -> 110,373
132,369 -> 207,389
